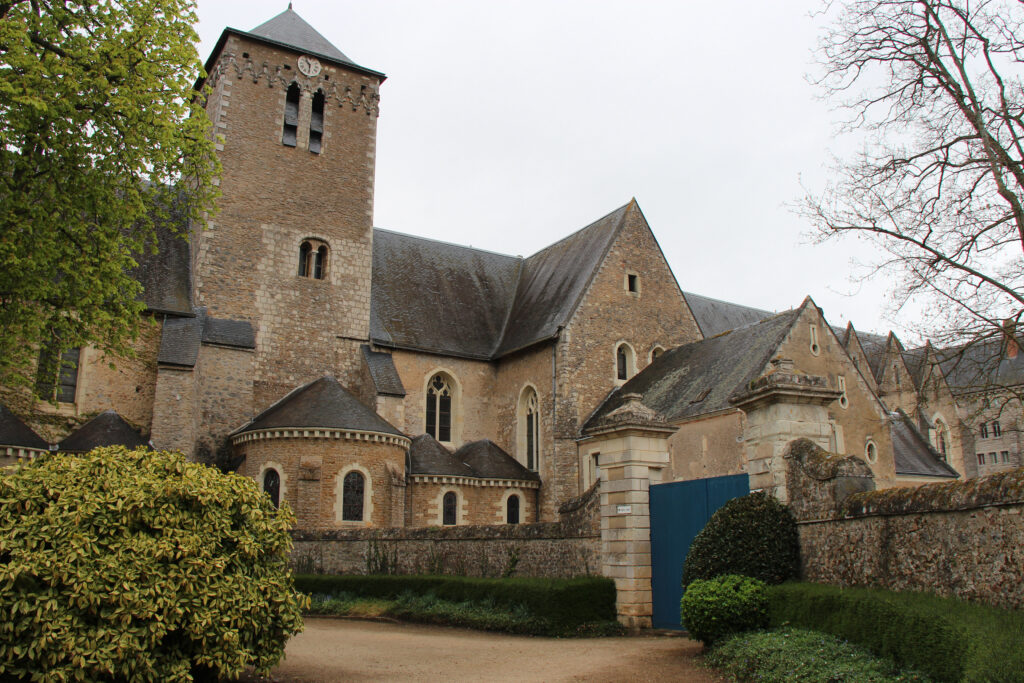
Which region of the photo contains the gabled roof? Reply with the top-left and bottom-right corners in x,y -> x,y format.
371,201 -> 634,360
901,344 -> 930,390
453,440 -> 541,482
370,230 -> 521,359
0,404 -> 49,451
58,411 -> 148,453
890,410 -> 960,478
158,307 -> 255,367
494,204 -> 627,356
233,376 -> 402,437
584,307 -> 803,428
361,346 -> 406,397
407,434 -> 474,477
935,337 -> 1024,393
682,292 -> 773,338
855,330 -> 889,383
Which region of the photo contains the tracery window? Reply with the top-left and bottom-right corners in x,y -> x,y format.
263,469 -> 281,508
442,491 -> 457,525
426,374 -> 453,442
506,494 -> 520,524
342,470 -> 365,521
282,82 -> 300,147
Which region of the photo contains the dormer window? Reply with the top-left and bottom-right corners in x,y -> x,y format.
283,83 -> 300,147
309,90 -> 325,154
298,240 -> 328,279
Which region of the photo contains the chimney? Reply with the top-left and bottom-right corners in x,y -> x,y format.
1003,317 -> 1020,359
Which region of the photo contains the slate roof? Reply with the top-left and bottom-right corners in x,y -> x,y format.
407,434 -> 474,477
371,202 -> 632,359
132,218 -> 193,317
233,376 -> 403,437
0,404 -> 49,451
362,346 -> 406,397
494,205 -> 626,356
370,230 -> 521,359
158,307 -> 255,367
935,337 -> 1024,393
855,331 -> 890,383
683,291 -> 773,338
585,308 -> 802,429
890,410 -> 960,478
58,411 -> 148,453
453,440 -> 541,482
901,346 -> 929,389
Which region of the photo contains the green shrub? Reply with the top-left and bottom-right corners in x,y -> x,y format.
707,627 -> 932,682
682,491 -> 799,587
768,583 -> 1024,683
296,574 -> 616,633
680,574 -> 768,645
0,447 -> 306,681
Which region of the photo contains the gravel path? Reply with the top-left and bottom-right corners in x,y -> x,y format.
245,617 -> 724,682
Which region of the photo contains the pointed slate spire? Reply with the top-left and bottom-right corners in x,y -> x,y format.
249,7 -> 352,65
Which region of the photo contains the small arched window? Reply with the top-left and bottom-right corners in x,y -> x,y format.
309,90 -> 325,153
507,494 -> 520,524
426,374 -> 453,442
298,240 -> 328,279
283,82 -> 300,147
342,470 -> 365,521
442,491 -> 458,525
519,388 -> 539,471
263,469 -> 281,508
616,343 -> 635,381
934,418 -> 949,462
651,346 -> 665,361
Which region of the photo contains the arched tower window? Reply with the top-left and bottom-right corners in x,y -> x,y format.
615,343 -> 635,381
263,469 -> 281,508
442,491 -> 458,525
309,90 -> 325,154
426,374 -> 453,442
342,470 -> 365,521
282,82 -> 300,147
506,494 -> 520,524
651,346 -> 665,362
298,240 -> 328,279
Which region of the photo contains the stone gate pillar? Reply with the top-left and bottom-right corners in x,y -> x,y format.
730,360 -> 842,503
578,393 -> 677,628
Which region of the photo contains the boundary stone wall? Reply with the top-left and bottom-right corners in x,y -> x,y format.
291,483 -> 600,578
787,438 -> 1024,610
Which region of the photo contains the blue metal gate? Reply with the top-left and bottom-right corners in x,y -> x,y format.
649,473 -> 749,629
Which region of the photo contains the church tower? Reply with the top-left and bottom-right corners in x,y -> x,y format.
196,8 -> 385,408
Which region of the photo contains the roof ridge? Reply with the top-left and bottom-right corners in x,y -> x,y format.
520,202 -> 631,261
373,227 -> 522,261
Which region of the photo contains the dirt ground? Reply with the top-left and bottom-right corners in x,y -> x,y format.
244,617 -> 724,682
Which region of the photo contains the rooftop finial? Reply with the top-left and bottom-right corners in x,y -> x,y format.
288,1 -> 293,8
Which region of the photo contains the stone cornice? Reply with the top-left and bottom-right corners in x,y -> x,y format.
207,53 -> 381,116
731,371 -> 842,411
231,428 -> 409,448
408,474 -> 541,489
1,446 -> 48,460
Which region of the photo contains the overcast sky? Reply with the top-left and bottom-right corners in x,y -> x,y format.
195,1 -> 906,337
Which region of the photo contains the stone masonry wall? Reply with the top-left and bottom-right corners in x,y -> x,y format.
556,203 -> 701,514
788,439 -> 1024,611
292,481 -> 599,578
196,35 -> 380,411
405,480 -> 538,527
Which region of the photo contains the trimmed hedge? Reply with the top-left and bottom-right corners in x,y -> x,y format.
682,491 -> 799,587
680,574 -> 768,645
295,574 -> 616,632
768,582 -> 1024,682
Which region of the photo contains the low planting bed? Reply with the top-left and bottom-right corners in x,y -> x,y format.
768,583 -> 1024,683
295,574 -> 621,637
707,627 -> 931,682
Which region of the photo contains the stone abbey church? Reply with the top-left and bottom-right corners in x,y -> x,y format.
3,8 -> 1021,532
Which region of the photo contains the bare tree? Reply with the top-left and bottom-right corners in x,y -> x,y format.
802,0 -> 1024,365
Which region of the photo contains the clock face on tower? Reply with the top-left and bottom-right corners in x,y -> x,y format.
297,55 -> 322,77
